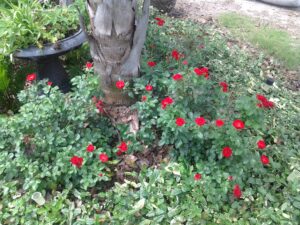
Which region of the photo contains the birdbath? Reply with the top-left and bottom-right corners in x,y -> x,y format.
14,29 -> 87,93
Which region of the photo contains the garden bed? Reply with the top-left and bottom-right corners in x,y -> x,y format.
0,9 -> 299,225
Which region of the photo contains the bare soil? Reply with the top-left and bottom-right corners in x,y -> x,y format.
175,0 -> 300,39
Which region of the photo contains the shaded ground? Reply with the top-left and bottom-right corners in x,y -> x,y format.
175,0 -> 300,39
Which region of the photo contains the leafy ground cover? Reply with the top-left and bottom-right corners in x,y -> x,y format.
0,11 -> 299,225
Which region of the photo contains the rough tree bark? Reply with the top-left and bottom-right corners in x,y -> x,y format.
85,0 -> 150,131
86,0 -> 150,106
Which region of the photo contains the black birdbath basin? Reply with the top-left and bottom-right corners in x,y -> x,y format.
14,29 -> 87,93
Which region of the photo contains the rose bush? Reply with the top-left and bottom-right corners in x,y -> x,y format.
120,15 -> 300,224
0,74 -> 118,195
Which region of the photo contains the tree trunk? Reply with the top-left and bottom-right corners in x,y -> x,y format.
86,0 -> 150,106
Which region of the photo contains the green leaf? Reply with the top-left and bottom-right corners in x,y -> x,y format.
132,198 -> 146,212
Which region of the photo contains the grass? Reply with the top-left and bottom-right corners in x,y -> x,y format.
218,12 -> 300,69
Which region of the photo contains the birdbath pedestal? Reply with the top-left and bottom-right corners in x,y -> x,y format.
14,30 -> 87,93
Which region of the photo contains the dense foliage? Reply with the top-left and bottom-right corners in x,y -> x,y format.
0,0 -> 81,55
0,12 -> 299,225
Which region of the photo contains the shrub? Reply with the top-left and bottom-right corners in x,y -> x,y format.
118,16 -> 300,224
0,73 -> 117,194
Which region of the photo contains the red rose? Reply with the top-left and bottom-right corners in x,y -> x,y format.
116,80 -> 125,89
86,144 -> 95,152
228,176 -> 233,181
96,100 -> 104,108
257,140 -> 266,149
194,67 -> 209,78
97,107 -> 105,114
155,17 -> 165,26
147,61 -> 156,67
95,100 -> 105,114
267,101 -> 275,108
164,97 -> 173,104
195,117 -> 206,126
233,184 -> 242,198
182,60 -> 188,65
256,94 -> 268,102
263,100 -> 275,109
161,96 -> 173,109
47,81 -> 53,86
222,146 -> 232,158
268,101 -> 275,108
117,142 -> 128,152
172,50 -> 180,61
116,150 -> 123,156
145,84 -> 153,91
86,62 -> 93,69
157,20 -> 164,26
172,74 -> 183,81
260,154 -> 269,165
142,96 -> 147,102
256,94 -> 275,109
176,118 -> 185,127
219,82 -> 228,92
70,156 -> 83,168
26,73 -> 36,82
99,153 -> 109,163
232,119 -> 245,130
194,68 -> 201,75
215,119 -> 224,127
194,173 -> 201,181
